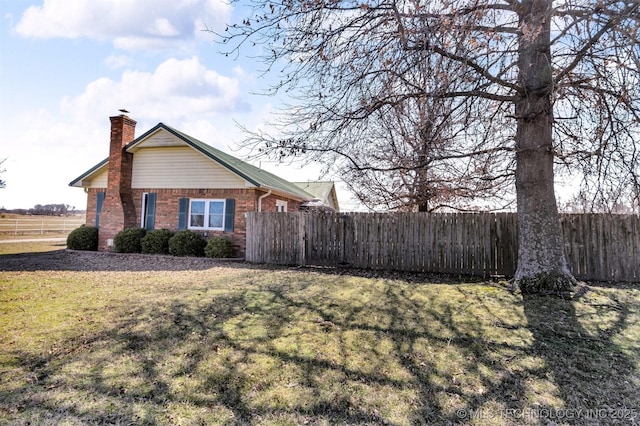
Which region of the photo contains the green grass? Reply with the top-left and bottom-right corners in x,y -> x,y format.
1,248 -> 639,424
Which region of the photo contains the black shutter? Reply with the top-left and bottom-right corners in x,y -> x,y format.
224,199 -> 235,232
178,198 -> 188,230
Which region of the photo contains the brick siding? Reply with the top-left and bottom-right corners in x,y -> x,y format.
87,187 -> 303,255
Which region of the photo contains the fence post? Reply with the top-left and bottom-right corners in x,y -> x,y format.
15,219 -> 18,235
298,212 -> 307,266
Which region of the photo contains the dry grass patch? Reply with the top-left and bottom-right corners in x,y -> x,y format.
1,250 -> 639,425
0,239 -> 67,255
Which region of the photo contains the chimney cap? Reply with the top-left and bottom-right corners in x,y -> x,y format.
118,108 -> 130,114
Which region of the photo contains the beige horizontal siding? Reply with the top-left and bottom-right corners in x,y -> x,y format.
84,168 -> 108,188
132,130 -> 184,148
131,146 -> 251,189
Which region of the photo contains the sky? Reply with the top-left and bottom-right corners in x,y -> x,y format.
0,0 -> 350,211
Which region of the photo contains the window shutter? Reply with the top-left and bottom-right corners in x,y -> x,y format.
145,193 -> 156,230
178,198 -> 188,230
224,199 -> 235,232
95,192 -> 105,228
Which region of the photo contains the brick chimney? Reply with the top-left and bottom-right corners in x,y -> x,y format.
98,114 -> 138,251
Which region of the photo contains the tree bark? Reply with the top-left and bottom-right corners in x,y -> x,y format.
514,0 -> 576,293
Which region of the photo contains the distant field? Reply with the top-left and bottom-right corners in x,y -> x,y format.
0,214 -> 84,236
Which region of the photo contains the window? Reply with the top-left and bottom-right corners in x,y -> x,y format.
95,192 -> 105,228
178,198 -> 234,232
189,199 -> 226,230
276,199 -> 288,212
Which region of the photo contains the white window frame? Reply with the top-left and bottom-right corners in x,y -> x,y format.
140,192 -> 151,228
276,199 -> 288,212
188,198 -> 226,231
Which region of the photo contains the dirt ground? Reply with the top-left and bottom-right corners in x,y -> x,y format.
0,248 -> 485,287
0,249 -> 247,272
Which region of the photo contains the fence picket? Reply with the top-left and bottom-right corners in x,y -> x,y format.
245,212 -> 640,282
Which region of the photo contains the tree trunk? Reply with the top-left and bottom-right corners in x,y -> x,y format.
514,0 -> 576,293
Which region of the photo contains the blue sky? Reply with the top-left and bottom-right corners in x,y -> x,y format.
0,0 -> 337,210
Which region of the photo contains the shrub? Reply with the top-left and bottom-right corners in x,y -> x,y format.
205,236 -> 235,258
114,228 -> 147,253
141,229 -> 174,255
66,225 -> 99,251
168,230 -> 206,257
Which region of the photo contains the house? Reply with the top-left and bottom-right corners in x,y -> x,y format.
69,114 -> 339,253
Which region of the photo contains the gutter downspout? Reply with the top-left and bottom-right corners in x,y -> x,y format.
257,189 -> 272,212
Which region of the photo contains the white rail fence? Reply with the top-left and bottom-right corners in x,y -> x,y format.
0,217 -> 85,235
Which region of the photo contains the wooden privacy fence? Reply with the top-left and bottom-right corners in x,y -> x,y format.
246,212 -> 640,282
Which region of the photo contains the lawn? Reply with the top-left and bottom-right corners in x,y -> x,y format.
0,237 -> 68,255
1,243 -> 639,425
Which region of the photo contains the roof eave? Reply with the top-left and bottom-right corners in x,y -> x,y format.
261,186 -> 314,202
69,158 -> 109,187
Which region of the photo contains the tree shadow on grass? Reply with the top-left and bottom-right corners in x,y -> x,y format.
2,287 -> 398,424
521,289 -> 639,424
1,275 -> 638,424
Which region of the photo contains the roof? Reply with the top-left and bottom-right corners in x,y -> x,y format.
293,181 -> 340,211
69,122 -> 317,201
293,182 -> 334,201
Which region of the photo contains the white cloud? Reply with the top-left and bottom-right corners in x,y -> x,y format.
14,0 -> 231,51
60,56 -> 249,124
0,56 -> 251,209
148,18 -> 180,37
112,36 -> 191,52
105,54 -> 133,70
0,109 -> 105,209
